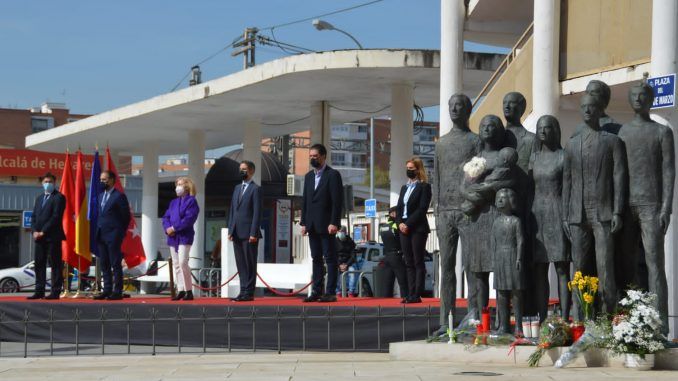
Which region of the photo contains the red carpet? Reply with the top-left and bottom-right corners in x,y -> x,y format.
0,295 -> 445,308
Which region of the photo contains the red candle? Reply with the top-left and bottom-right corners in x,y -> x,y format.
481,307 -> 491,332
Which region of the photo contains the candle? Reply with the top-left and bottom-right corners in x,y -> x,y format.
522,319 -> 531,338
448,311 -> 453,330
530,320 -> 540,339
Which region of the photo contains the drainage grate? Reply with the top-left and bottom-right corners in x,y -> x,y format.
452,371 -> 503,376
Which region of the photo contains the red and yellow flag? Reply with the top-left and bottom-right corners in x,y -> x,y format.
73,150 -> 92,271
60,151 -> 75,265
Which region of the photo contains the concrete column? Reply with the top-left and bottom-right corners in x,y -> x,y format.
140,144 -> 158,294
389,83 -> 414,206
439,0 -> 465,137
188,130 -> 206,294
651,0 -> 678,338
243,120 -> 262,185
309,101 -> 331,163
531,0 -> 560,131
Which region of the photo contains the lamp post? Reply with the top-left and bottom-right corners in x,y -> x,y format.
312,19 -> 364,49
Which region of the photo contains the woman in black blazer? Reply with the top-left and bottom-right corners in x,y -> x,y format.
395,156 -> 432,303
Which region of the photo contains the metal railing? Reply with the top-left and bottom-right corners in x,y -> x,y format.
339,270 -> 373,297
0,305 -> 438,357
472,22 -> 535,108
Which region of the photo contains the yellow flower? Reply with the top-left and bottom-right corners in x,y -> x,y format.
583,293 -> 594,304
573,271 -> 583,282
578,279 -> 586,290
567,282 -> 572,291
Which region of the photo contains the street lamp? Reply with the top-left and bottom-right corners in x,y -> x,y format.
312,19 -> 364,49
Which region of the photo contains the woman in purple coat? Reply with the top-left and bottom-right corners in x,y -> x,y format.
162,177 -> 200,300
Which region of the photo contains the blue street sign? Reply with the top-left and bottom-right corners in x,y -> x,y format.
22,211 -> 32,228
648,74 -> 675,109
364,199 -> 377,218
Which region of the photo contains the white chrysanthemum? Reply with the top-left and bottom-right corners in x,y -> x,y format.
463,156 -> 487,179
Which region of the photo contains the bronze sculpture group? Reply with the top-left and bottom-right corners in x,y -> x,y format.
434,80 -> 674,335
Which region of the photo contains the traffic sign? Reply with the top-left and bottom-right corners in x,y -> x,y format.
22,211 -> 32,229
364,199 -> 377,218
648,74 -> 675,109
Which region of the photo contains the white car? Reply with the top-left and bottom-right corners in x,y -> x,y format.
352,242 -> 435,296
0,262 -> 94,293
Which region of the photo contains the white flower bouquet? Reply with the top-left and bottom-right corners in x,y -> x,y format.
463,156 -> 487,181
611,290 -> 665,358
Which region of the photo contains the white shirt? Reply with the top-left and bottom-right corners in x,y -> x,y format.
402,180 -> 418,219
314,164 -> 326,190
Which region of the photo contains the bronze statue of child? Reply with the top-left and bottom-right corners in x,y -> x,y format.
491,187 -> 525,334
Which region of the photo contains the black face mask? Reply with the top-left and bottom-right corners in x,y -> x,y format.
406,169 -> 416,179
310,158 -> 320,168
100,181 -> 109,191
239,170 -> 248,180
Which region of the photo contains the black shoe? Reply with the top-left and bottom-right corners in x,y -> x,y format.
27,293 -> 44,300
230,294 -> 243,301
93,293 -> 110,300
44,293 -> 60,300
182,291 -> 194,301
319,294 -> 337,303
172,291 -> 186,301
236,295 -> 254,302
303,294 -> 321,303
405,296 -> 422,304
106,293 -> 123,300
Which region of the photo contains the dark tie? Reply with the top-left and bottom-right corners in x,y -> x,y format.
41,194 -> 49,208
238,184 -> 246,204
101,192 -> 109,210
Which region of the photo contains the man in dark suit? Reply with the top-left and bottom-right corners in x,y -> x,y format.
28,172 -> 66,299
300,143 -> 344,302
563,94 -> 628,316
227,160 -> 262,301
94,170 -> 131,300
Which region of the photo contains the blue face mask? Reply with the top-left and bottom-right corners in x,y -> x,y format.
43,182 -> 54,193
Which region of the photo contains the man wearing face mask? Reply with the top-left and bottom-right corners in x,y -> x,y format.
334,226 -> 357,297
227,160 -> 262,301
28,172 -> 66,300
94,170 -> 131,301
301,143 -> 344,302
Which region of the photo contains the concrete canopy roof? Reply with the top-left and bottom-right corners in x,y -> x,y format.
466,0 -> 533,47
26,49 -> 494,155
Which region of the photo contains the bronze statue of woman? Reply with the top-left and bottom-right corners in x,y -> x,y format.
529,115 -> 571,323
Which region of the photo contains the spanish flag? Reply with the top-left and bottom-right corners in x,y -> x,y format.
60,151 -> 75,265
73,150 -> 92,271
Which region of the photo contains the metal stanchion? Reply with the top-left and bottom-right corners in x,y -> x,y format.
168,256 -> 175,299
71,257 -> 88,299
60,263 -> 71,298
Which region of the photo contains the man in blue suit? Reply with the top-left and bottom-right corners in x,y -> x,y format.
228,160 -> 262,301
300,144 -> 344,302
94,170 -> 131,300
28,172 -> 66,300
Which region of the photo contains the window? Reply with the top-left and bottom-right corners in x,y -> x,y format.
331,152 -> 346,166
351,154 -> 366,167
31,117 -> 54,133
357,125 -> 368,133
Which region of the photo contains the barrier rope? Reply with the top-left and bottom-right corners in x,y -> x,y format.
190,271 -> 239,291
255,273 -> 313,297
66,262 -> 169,281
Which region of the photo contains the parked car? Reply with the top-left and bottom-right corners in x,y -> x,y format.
351,242 -> 435,297
0,261 -> 95,293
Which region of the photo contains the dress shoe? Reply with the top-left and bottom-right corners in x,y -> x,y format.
236,295 -> 254,302
172,291 -> 186,301
230,294 -> 244,301
44,293 -> 60,300
405,296 -> 422,304
182,291 -> 194,301
106,293 -> 124,300
319,294 -> 337,303
302,294 -> 321,303
26,293 -> 44,300
93,293 -> 110,300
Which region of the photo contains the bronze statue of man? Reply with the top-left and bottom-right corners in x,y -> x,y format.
563,94 -> 627,316
433,93 -> 480,333
586,80 -> 622,135
618,82 -> 675,334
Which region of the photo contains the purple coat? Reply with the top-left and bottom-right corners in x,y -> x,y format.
162,195 -> 199,249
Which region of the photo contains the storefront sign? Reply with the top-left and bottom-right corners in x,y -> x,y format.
0,149 -> 98,177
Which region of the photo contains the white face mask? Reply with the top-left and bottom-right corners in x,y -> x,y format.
175,186 -> 185,197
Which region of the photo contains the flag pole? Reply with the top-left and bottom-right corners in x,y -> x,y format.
71,256 -> 86,298
60,263 -> 71,298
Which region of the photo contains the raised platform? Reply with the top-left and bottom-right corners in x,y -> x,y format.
389,340 -> 678,370
0,296 -> 442,355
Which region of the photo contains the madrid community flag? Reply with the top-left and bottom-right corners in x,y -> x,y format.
60,151 -> 75,265
73,150 -> 92,271
105,147 -> 146,268
87,149 -> 102,256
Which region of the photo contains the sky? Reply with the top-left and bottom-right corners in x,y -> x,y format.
0,0 -> 504,119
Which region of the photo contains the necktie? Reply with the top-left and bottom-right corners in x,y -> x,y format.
101,192 -> 109,210
239,183 -> 247,203
41,194 -> 49,207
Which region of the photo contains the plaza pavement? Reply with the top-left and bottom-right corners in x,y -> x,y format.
0,350 -> 676,381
